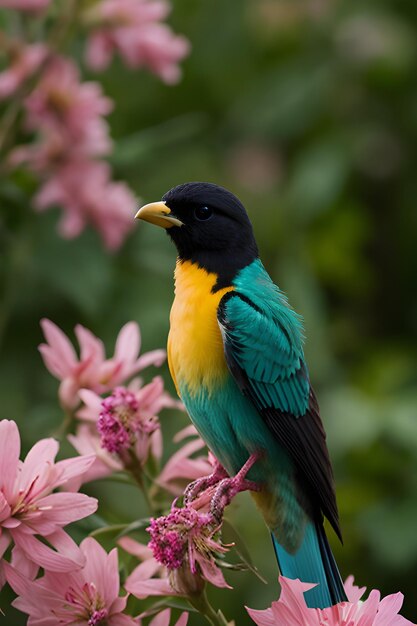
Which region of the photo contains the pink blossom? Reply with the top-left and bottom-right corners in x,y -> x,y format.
5,537 -> 137,625
84,0 -> 190,84
98,384 -> 161,455
0,42 -> 47,100
8,54 -> 139,249
64,377 -> 176,491
246,575 -> 414,626
34,159 -> 136,249
0,420 -> 97,578
0,0 -> 50,12
157,425 -> 212,495
78,377 -> 172,458
78,391 -> 162,466
39,319 -> 166,409
24,56 -> 112,157
147,505 -> 231,590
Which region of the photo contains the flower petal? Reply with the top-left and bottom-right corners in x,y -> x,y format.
175,612 -> 189,626
125,566 -> 176,599
76,388 -> 103,421
133,349 -> 166,373
53,453 -> 96,487
197,554 -> 231,589
11,527 -> 85,572
0,490 -> 11,523
11,544 -> 39,580
109,614 -> 138,626
39,318 -> 78,377
81,537 -> 119,605
75,324 -> 105,365
375,592 -> 414,626
4,562 -> 61,615
149,608 -> 171,626
0,419 -> 20,500
114,321 -> 140,366
19,438 -> 59,493
246,607 -> 276,626
344,575 -> 366,603
118,537 -> 153,561
35,491 -> 97,526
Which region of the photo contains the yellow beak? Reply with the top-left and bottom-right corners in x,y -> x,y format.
135,201 -> 183,229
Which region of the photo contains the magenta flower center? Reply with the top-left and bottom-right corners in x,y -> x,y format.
64,582 -> 108,624
88,609 -> 109,626
147,507 -> 212,571
98,387 -> 139,453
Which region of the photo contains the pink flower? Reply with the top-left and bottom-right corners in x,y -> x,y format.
0,42 -> 47,100
98,385 -> 160,454
24,56 -> 112,157
7,54 -> 138,249
247,575 -> 414,626
5,537 -> 137,625
147,505 -> 231,591
0,420 -> 97,577
84,0 -> 190,84
35,159 -> 136,249
39,319 -> 166,409
0,0 -> 50,12
157,425 -> 212,495
79,376 -> 172,456
7,54 -> 139,249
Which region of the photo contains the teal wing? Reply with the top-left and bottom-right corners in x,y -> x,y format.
217,291 -> 341,540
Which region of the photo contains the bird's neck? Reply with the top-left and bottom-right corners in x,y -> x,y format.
176,248 -> 258,292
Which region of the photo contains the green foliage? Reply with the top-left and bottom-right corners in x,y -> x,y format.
1,0 -> 417,623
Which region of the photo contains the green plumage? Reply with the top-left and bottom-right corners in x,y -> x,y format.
177,259 -> 346,608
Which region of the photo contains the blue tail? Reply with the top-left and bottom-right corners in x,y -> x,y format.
272,521 -> 347,609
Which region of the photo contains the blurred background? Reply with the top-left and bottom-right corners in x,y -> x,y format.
1,0 -> 417,622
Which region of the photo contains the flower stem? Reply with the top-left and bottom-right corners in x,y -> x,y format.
124,449 -> 155,515
51,409 -> 74,440
188,591 -> 231,626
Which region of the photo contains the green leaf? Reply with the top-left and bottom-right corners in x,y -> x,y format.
115,517 -> 152,540
90,523 -> 131,539
221,519 -> 267,584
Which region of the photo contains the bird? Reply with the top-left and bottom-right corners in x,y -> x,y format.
135,181 -> 347,609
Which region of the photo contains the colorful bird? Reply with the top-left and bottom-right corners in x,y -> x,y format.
136,182 -> 347,609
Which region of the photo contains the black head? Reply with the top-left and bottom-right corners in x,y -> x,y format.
136,182 -> 258,289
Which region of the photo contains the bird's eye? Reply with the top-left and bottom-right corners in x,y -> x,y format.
194,206 -> 213,221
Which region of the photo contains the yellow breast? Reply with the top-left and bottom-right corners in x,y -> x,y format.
168,260 -> 233,397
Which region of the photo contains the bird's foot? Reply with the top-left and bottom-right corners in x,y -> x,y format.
184,458 -> 229,505
210,452 -> 263,521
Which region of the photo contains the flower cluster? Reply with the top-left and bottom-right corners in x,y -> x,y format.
1,317 -> 414,625
247,575 -> 414,626
147,505 -> 231,593
10,55 -> 136,250
39,318 -> 165,410
0,0 -> 189,249
98,386 -> 159,454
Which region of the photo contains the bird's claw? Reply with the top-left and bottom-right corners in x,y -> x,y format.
210,452 -> 263,521
183,460 -> 229,505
